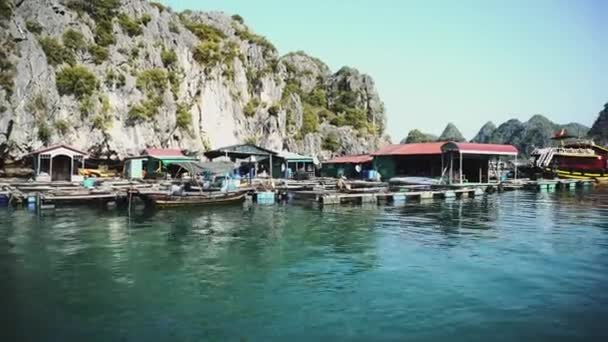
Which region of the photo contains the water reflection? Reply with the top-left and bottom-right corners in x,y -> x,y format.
0,188 -> 607,341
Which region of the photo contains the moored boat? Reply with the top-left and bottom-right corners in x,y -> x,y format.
134,190 -> 246,208
531,130 -> 608,182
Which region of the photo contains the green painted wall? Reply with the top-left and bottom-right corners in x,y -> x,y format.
373,156 -> 396,180
321,163 -> 358,178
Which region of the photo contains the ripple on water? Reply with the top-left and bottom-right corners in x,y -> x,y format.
1,188 -> 608,341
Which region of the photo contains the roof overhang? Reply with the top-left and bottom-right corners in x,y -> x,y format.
205,144 -> 278,160
441,142 -> 518,156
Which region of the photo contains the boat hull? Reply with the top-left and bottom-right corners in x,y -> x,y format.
138,191 -> 246,208
543,167 -> 608,182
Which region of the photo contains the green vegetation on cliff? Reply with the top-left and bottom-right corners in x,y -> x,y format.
66,0 -> 121,47
56,65 -> 98,99
438,123 -> 466,142
588,103 -> 608,145
401,129 -> 437,144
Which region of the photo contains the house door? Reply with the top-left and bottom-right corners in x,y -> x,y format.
51,155 -> 71,181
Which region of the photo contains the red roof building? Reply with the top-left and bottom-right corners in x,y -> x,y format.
321,155 -> 374,178
372,143 -> 444,156
372,141 -> 518,183
373,142 -> 517,156
441,142 -> 518,156
143,148 -> 188,158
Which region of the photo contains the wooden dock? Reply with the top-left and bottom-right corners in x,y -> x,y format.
291,187 -> 486,206
520,179 -> 595,191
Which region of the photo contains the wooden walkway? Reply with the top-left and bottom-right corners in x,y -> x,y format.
291,188 -> 486,206
520,179 -> 595,191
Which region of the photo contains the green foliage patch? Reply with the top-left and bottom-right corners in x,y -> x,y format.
62,29 -> 87,52
118,13 -> 143,37
233,25 -> 276,57
128,96 -> 163,122
54,119 -> 71,135
243,98 -> 260,117
88,44 -> 109,64
150,2 -> 167,13
176,103 -> 192,129
301,104 -> 318,134
0,45 -> 15,100
38,36 -> 75,66
322,132 -> 340,152
26,21 -> 43,34
37,121 -> 52,144
56,65 -> 98,99
160,47 -> 177,67
136,68 -> 168,94
231,14 -> 244,24
104,68 -> 126,88
0,0 -> 12,21
268,104 -> 280,116
66,0 -> 121,47
181,16 -> 226,43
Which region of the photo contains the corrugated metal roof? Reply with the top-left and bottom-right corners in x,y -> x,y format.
324,155 -> 373,164
442,142 -> 518,155
143,148 -> 189,158
374,142 -> 518,156
30,144 -> 88,156
277,151 -> 314,162
372,143 -> 445,156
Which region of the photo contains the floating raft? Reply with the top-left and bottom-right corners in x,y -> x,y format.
522,179 -> 595,191
291,188 -> 485,206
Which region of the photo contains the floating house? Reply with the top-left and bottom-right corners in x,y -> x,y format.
373,142 -> 518,183
274,151 -> 317,179
321,155 -> 374,178
30,144 -> 87,182
204,144 -> 317,179
124,148 -> 198,179
204,144 -> 278,178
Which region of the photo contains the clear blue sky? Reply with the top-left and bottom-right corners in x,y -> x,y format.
160,0 -> 607,141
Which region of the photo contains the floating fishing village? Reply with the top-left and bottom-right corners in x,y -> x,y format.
0,133 -> 603,211
2,0 -> 608,340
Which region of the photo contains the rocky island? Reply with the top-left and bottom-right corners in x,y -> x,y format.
0,0 -> 388,164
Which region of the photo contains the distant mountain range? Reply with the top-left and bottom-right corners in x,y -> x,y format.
401,102 -> 608,157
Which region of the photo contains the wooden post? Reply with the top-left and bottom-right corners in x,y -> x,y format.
488,157 -> 491,183
514,155 -> 518,180
70,156 -> 74,182
450,152 -> 454,184
269,154 -> 273,179
49,156 -> 53,181
459,152 -> 463,185
37,154 -> 40,177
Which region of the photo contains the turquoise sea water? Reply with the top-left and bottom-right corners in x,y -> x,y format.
1,189 -> 608,341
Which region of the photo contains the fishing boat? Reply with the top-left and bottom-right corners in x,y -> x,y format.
531,129 -> 608,182
134,190 -> 246,208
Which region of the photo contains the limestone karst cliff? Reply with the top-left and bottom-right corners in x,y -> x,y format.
588,103 -> 608,146
0,0 -> 388,162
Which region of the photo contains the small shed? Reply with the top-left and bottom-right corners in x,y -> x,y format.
124,148 -> 198,179
321,155 -> 373,178
441,142 -> 518,184
275,151 -> 317,178
30,144 -> 88,182
204,144 -> 278,178
372,142 -> 445,180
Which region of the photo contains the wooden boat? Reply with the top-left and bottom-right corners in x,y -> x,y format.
40,191 -> 118,206
532,131 -> 608,182
135,190 -> 246,208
